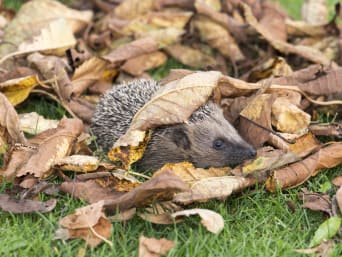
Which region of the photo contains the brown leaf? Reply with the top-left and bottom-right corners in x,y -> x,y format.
165,44 -> 216,68
241,3 -> 336,66
62,171 -> 189,212
0,194 -> 56,213
139,236 -> 175,257
1,118 -> 83,179
57,201 -> 112,247
271,65 -> 342,96
122,51 -> 167,76
271,97 -> 311,134
114,0 -> 155,19
0,92 -> 26,153
68,97 -> 95,123
266,143 -> 342,191
288,132 -> 321,158
173,176 -> 248,204
171,208 -> 224,234
239,94 -> 276,148
332,176 -> 342,187
71,57 -> 111,97
299,188 -> 331,214
193,15 -> 244,62
54,155 -> 100,173
103,37 -> 158,64
295,240 -> 334,256
309,123 -> 342,138
302,0 -> 328,25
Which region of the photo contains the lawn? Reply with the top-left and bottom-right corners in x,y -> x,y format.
1,1 -> 342,257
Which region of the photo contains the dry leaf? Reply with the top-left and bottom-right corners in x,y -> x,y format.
299,188 -> 331,214
0,92 -> 26,153
241,3 -> 336,66
173,176 -> 248,204
0,0 -> 92,59
309,123 -> 342,138
0,194 -> 56,213
332,177 -> 342,187
1,118 -> 83,179
57,201 -> 112,247
288,132 -> 321,157
122,51 -> 167,76
139,236 -> 175,257
194,15 -> 244,62
295,240 -> 334,256
103,37 -> 158,64
302,0 -> 328,25
114,0 -> 155,19
0,75 -> 39,105
266,143 -> 342,191
271,97 -> 311,134
165,44 -> 216,68
171,208 -> 224,234
0,19 -> 76,64
19,112 -> 59,134
54,155 -> 100,173
71,57 -> 111,97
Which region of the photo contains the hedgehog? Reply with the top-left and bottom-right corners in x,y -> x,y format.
90,79 -> 256,171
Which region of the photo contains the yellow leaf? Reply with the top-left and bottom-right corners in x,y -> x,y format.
0,75 -> 39,106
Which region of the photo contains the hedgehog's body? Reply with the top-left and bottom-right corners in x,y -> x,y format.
91,79 -> 256,171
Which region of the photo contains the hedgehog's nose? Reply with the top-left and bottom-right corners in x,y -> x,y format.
246,147 -> 257,159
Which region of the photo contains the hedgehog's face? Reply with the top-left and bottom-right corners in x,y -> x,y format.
180,111 -> 256,168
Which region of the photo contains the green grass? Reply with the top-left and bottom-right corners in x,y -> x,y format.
1,1 -> 342,257
1,168 -> 342,257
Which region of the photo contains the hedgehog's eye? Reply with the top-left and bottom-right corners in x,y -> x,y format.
213,138 -> 225,150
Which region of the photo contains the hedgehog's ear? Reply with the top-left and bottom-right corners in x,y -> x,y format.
171,127 -> 191,150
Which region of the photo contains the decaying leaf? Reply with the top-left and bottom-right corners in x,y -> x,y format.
171,208 -> 224,234
295,240 -> 334,256
0,194 -> 56,213
266,143 -> 342,192
302,0 -> 328,25
57,201 -> 112,247
332,177 -> 342,187
114,0 -> 155,19
139,236 -> 175,257
1,118 -> 83,179
19,112 -> 59,134
288,132 -> 321,158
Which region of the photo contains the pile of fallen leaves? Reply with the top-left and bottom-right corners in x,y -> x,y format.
1,0 -> 342,254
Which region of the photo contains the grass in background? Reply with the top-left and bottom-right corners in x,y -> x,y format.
1,1 -> 342,257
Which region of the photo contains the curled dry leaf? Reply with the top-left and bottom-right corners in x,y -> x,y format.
112,71 -> 222,149
332,176 -> 342,187
298,188 -> 331,215
288,132 -> 321,158
309,123 -> 342,138
114,0 -> 155,19
0,194 -> 56,213
0,19 -> 76,64
0,92 -> 26,153
336,187 -> 342,214
171,208 -> 224,234
57,201 -> 112,247
266,143 -> 342,192
71,57 -> 112,97
19,112 -> 58,134
0,0 -> 92,59
1,118 -> 83,179
54,155 -> 100,173
173,176 -> 248,205
139,236 -> 175,257
271,97 -> 311,134
0,75 -> 39,106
